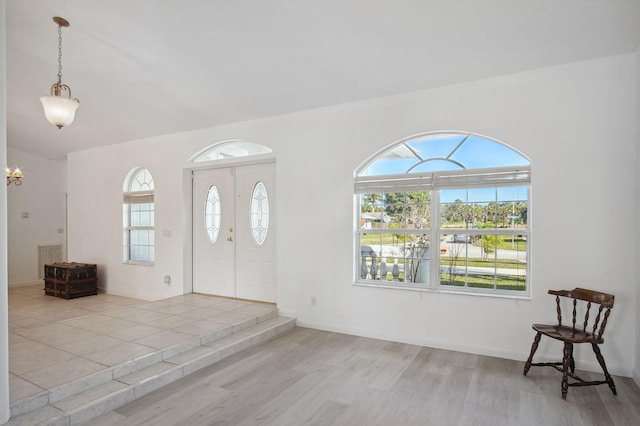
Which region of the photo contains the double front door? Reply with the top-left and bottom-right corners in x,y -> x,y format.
192,163 -> 276,303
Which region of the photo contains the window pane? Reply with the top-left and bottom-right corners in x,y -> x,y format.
403,235 -> 430,284
360,233 -> 404,261
128,229 -> 155,262
440,234 -> 469,287
497,187 -> 528,231
360,194 -> 385,228
128,168 -> 155,192
139,230 -> 148,245
384,191 -> 431,230
360,233 -> 405,281
440,233 -> 526,291
440,187 -> 528,232
451,135 -> 529,169
139,211 -> 150,227
250,181 -> 269,245
440,198 -> 471,228
366,158 -> 419,176
410,160 -> 463,173
406,135 -> 467,159
205,185 -> 221,243
193,141 -> 272,162
138,246 -> 149,262
360,232 -> 430,284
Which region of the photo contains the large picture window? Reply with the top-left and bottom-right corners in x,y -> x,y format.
123,167 -> 155,263
355,132 -> 530,297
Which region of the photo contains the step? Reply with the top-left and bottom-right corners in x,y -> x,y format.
7,315 -> 296,426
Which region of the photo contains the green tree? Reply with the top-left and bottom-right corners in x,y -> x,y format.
384,191 -> 431,229
476,222 -> 504,261
362,193 -> 382,213
442,199 -> 466,225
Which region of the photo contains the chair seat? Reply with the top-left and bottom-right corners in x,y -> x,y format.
532,323 -> 603,344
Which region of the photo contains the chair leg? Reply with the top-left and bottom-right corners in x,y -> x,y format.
592,343 -> 617,395
561,342 -> 572,399
569,345 -> 575,374
523,332 -> 542,376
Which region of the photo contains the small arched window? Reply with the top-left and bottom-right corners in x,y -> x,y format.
123,167 -> 155,263
355,131 -> 530,297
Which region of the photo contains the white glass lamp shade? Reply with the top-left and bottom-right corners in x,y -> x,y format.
40,95 -> 80,129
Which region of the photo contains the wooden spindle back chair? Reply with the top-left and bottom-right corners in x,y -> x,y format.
523,288 -> 616,399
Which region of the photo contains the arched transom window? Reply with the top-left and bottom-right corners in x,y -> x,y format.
192,141 -> 272,162
355,131 -> 530,297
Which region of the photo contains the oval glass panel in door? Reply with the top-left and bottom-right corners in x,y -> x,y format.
250,181 -> 269,245
205,185 -> 221,243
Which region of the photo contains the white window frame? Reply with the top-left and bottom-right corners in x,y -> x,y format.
123,168 -> 155,265
354,133 -> 530,298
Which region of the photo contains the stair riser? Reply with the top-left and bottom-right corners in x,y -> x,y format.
9,317 -> 295,426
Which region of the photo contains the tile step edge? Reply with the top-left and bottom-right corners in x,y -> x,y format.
8,312 -> 295,425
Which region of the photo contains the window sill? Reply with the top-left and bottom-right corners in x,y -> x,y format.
354,281 -> 531,300
123,261 -> 155,267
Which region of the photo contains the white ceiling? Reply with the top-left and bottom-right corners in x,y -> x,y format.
6,1 -> 640,159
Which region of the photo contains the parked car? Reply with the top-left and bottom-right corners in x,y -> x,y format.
452,234 -> 471,243
452,226 -> 479,243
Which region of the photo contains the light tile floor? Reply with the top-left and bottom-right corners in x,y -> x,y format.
7,284 -> 276,405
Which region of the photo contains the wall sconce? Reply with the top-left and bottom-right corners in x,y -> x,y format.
40,16 -> 80,129
6,167 -> 24,186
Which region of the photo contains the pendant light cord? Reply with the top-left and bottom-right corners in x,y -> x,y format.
57,23 -> 63,85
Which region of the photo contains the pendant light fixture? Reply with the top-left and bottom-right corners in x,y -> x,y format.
40,16 -> 79,129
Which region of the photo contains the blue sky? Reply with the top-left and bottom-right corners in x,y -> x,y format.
365,134 -> 529,175
363,133 -> 530,204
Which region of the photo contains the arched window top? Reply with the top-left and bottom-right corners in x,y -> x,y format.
191,141 -> 272,163
125,167 -> 155,193
357,132 -> 529,177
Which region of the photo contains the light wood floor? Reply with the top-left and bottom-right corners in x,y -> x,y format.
91,327 -> 640,426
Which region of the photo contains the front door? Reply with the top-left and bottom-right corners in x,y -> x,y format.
192,163 -> 276,303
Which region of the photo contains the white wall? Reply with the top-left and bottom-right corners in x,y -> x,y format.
67,138 -> 189,300
68,53 -> 637,376
1,1 -> 11,422
6,148 -> 66,285
636,47 -> 640,387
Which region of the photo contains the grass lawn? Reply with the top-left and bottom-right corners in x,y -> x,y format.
440,257 -> 525,269
493,237 -> 527,251
440,273 -> 526,290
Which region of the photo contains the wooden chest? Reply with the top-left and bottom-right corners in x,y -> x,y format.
44,262 -> 98,299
